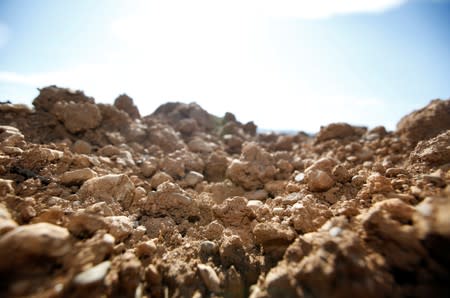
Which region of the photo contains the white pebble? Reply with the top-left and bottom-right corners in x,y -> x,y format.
73,261 -> 111,286
294,173 -> 305,182
329,226 -> 342,237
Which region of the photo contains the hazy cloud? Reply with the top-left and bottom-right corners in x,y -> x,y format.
247,0 -> 408,19
125,0 -> 408,21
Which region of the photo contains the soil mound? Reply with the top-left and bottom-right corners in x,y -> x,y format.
0,87 -> 449,297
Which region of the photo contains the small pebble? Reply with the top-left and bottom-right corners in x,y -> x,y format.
294,173 -> 305,182
197,264 -> 221,293
247,200 -> 263,211
200,240 -> 218,256
306,169 -> 335,192
73,261 -> 111,286
329,226 -> 342,237
136,240 -> 157,257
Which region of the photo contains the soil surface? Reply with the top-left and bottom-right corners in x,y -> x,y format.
0,86 -> 449,298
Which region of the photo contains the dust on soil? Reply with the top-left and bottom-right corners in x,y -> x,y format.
0,86 -> 449,298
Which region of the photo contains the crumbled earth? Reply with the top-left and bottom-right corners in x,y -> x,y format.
0,86 -> 449,298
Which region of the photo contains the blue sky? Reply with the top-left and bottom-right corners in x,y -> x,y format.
0,0 -> 449,132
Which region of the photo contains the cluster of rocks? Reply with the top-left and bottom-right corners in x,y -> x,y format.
0,86 -> 449,297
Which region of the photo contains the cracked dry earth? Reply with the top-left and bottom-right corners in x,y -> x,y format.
0,86 -> 449,298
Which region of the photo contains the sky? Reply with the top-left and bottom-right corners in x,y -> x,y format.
0,0 -> 449,133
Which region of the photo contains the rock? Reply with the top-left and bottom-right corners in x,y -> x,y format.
150,171 -> 174,189
366,173 -> 393,193
203,221 -> 225,240
409,130 -> 450,166
145,264 -> 162,287
291,195 -> 332,233
294,173 -> 305,182
205,151 -> 229,182
63,102 -> 102,133
97,103 -> 131,132
315,123 -> 364,143
303,158 -> 339,192
0,125 -> 25,147
98,144 -> 121,156
0,178 -> 15,196
274,135 -> 294,151
359,199 -> 426,270
245,189 -> 268,201
176,118 -> 199,135
140,182 -> 197,220
306,157 -> 337,173
135,240 -> 157,257
223,266 -> 245,298
422,169 -> 446,187
118,252 -> 142,296
243,121 -> 257,136
152,102 -> 215,132
188,138 -> 215,153
33,86 -> 95,111
140,159 -> 158,178
0,217 -> 17,236
67,211 -> 107,237
265,266 -> 299,297
160,156 -> 185,179
385,167 -> 408,177
0,103 -> 31,115
0,203 -> 18,236
223,134 -> 244,154
415,197 -> 450,237
73,261 -> 111,286
397,99 -> 450,144
305,169 -> 335,192
85,202 -> 114,216
213,196 -> 252,226
170,149 -> 205,174
253,222 -> 296,258
72,140 -> 92,154
226,142 -> 277,190
184,171 -> 204,187
0,223 -> 71,271
141,216 -> 177,239
351,175 -> 366,187
59,168 -> 97,185
147,123 -> 185,153
200,241 -> 219,258
223,112 -> 237,123
114,94 -> 140,119
294,230 -> 392,298
331,164 -> 351,183
197,264 -> 221,293
78,174 -> 135,206
104,216 -> 133,242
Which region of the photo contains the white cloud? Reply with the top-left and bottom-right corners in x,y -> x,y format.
0,23 -> 10,48
121,0 -> 408,21
249,0 -> 408,19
